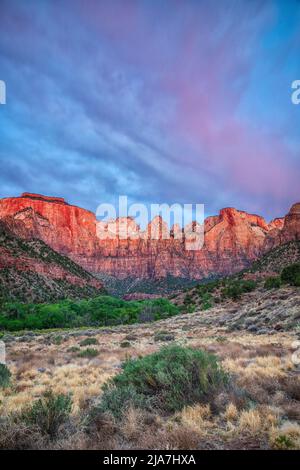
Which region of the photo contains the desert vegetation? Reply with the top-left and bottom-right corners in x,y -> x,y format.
0,278 -> 299,451
281,263 -> 300,287
0,256 -> 299,450
0,364 -> 11,388
0,333 -> 299,450
0,296 -> 179,331
175,259 -> 300,314
94,345 -> 228,418
97,273 -> 198,297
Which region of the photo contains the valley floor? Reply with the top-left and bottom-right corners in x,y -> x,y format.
1,285 -> 300,450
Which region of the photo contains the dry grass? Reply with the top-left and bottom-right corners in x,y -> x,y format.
179,403 -> 213,437
223,403 -> 239,422
238,409 -> 262,433
120,407 -> 145,441
0,303 -> 299,450
269,422 -> 300,449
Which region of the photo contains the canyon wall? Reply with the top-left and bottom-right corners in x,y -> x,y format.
0,193 -> 299,279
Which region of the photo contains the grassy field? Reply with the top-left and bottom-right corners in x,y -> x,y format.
0,283 -> 299,450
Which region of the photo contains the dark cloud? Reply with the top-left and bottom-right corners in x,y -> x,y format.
0,0 -> 299,221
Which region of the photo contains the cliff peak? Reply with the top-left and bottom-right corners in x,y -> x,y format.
288,202 -> 300,215
21,193 -> 67,204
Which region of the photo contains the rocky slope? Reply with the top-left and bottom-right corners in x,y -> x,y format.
0,193 -> 299,280
97,273 -> 198,297
0,219 -> 105,303
173,281 -> 300,334
246,241 -> 300,277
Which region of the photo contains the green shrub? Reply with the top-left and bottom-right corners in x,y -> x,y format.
295,275 -> 300,287
281,263 -> 300,286
185,304 -> 196,313
222,284 -> 242,300
221,279 -> 257,300
241,280 -> 257,292
273,434 -> 295,450
51,335 -> 64,345
154,330 -> 175,342
0,296 -> 179,331
0,364 -> 11,388
78,348 -> 98,358
22,390 -> 72,439
124,334 -> 137,341
264,277 -> 281,289
201,292 -> 213,310
216,336 -> 227,343
79,337 -> 98,347
67,346 -> 80,353
183,294 -> 193,305
96,345 -> 229,418
90,384 -> 147,421
120,341 -> 131,348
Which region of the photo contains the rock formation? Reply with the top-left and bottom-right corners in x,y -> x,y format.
0,192 -> 299,280
0,217 -> 105,302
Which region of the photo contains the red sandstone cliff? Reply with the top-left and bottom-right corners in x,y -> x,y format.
0,193 -> 299,280
0,216 -> 105,302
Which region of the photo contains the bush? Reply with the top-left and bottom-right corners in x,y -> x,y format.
295,275 -> 300,287
273,434 -> 295,450
201,292 -> 212,310
22,390 -> 72,439
0,418 -> 45,450
67,346 -> 80,353
91,385 -> 147,421
241,280 -> 257,292
0,296 -> 180,331
120,341 -> 131,348
79,337 -> 98,347
154,331 -> 175,342
222,284 -> 242,300
221,280 -> 257,300
51,335 -> 64,345
95,345 -> 229,419
264,277 -> 281,289
124,334 -> 137,341
78,348 -> 98,358
281,263 -> 300,286
0,364 -> 11,388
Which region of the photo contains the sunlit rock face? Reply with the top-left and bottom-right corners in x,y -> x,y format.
263,203 -> 300,252
281,203 -> 300,241
0,193 -> 299,280
0,214 -> 104,297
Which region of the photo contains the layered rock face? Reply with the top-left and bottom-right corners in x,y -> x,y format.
0,194 -> 98,258
0,217 -> 105,302
0,193 -> 299,280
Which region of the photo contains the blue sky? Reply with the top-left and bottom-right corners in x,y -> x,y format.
0,0 -> 299,220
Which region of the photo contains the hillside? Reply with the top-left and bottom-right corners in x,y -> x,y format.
170,241 -> 300,313
84,243 -> 300,297
0,221 -> 105,303
246,240 -> 300,275
97,272 -> 198,297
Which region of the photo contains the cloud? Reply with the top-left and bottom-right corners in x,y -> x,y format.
0,0 -> 299,220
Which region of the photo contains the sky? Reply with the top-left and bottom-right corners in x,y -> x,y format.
0,0 -> 299,222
